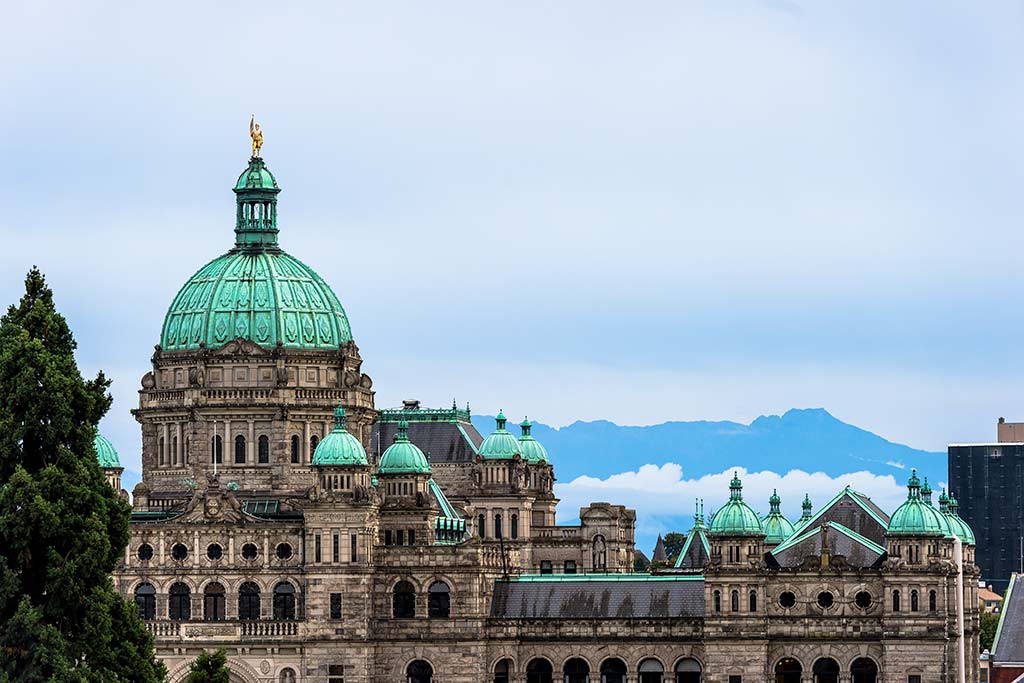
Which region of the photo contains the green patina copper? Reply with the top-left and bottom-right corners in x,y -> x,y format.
159,156 -> 353,352
312,405 -> 368,467
479,412 -> 521,460
94,431 -> 121,469
517,418 -> 549,464
708,472 -> 764,537
379,420 -> 431,474
761,489 -> 796,545
887,469 -> 948,537
792,493 -> 813,532
941,490 -> 976,545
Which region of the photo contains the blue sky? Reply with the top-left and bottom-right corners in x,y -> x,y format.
2,1 -> 1023,481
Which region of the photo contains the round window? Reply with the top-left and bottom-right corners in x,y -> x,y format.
241,543 -> 259,560
855,591 -> 872,609
171,543 -> 188,561
138,543 -> 154,561
207,543 -> 223,561
276,543 -> 293,560
817,591 -> 835,609
779,591 -> 796,608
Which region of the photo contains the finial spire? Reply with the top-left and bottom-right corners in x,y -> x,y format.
250,115 -> 264,157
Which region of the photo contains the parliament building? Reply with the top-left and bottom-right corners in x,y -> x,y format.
96,147 -> 980,683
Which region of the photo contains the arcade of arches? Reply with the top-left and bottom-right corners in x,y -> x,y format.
774,657 -> 878,683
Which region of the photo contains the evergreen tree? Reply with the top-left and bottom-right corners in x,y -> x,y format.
980,609 -> 1000,652
185,650 -> 231,683
662,532 -> 686,565
0,268 -> 165,683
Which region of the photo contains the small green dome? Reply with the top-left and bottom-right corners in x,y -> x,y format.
479,412 -> 521,460
517,419 -> 549,463
762,489 -> 795,545
708,473 -> 765,537
887,470 -> 948,537
943,491 -> 976,545
235,158 -> 279,191
94,431 -> 120,469
379,420 -> 431,474
312,405 -> 368,466
792,494 -> 813,532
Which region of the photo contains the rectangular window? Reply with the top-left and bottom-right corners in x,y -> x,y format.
330,593 -> 342,619
540,560 -> 553,575
328,665 -> 345,683
332,534 -> 340,563
908,677 -> 921,683
729,677 -> 742,683
396,530 -> 404,546
408,529 -> 415,546
384,529 -> 392,546
351,534 -> 358,562
315,534 -> 322,563
564,560 -> 576,574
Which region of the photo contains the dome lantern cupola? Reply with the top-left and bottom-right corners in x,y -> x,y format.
378,420 -> 431,475
234,119 -> 280,250
708,472 -> 765,537
944,491 -> 976,545
517,417 -> 549,464
762,489 -> 796,547
887,469 -> 948,538
312,404 -> 368,467
793,493 -> 814,532
479,411 -> 521,460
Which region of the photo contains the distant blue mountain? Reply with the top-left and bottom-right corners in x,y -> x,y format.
472,408 -> 945,484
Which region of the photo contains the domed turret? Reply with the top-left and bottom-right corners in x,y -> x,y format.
944,491 -> 976,545
517,418 -> 549,463
160,155 -> 353,352
709,473 -> 764,537
762,489 -> 796,546
94,431 -> 121,469
887,470 -> 948,537
312,405 -> 368,466
479,412 -> 521,460
792,494 -> 813,532
379,420 -> 431,474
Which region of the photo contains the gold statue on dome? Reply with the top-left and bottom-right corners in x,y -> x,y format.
249,115 -> 264,157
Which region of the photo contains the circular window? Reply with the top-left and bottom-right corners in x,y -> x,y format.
138,543 -> 154,561
276,543 -> 293,560
817,591 -> 835,609
207,543 -> 223,561
779,591 -> 796,608
855,591 -> 872,609
241,543 -> 259,561
171,543 -> 188,561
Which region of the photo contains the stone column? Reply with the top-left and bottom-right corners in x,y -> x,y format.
248,420 -> 255,464
304,420 -> 311,464
161,423 -> 169,467
175,422 -> 183,466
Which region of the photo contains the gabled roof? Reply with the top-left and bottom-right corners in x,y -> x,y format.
993,573 -> 1024,665
786,486 -> 889,546
770,521 -> 886,569
674,526 -> 710,570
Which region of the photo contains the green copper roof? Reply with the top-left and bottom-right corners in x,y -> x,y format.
159,157 -> 353,352
887,469 -> 948,537
708,472 -> 764,537
517,419 -> 549,463
94,431 -> 120,469
312,405 -> 368,466
943,491 -> 976,545
762,489 -> 796,545
675,500 -> 711,568
379,420 -> 431,474
479,412 -> 521,460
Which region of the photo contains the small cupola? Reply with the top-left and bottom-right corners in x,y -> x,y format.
378,420 -> 431,475
312,404 -> 368,467
233,128 -> 281,250
517,417 -> 549,464
762,489 -> 796,547
478,411 -> 521,460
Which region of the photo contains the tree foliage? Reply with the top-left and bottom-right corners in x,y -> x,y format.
185,649 -> 231,683
980,609 -> 1000,652
663,532 -> 686,565
0,268 -> 165,683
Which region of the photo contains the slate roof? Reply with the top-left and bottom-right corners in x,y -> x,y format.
993,573 -> 1024,664
791,487 -> 890,546
490,575 -> 705,619
372,418 -> 483,464
770,521 -> 886,569
674,528 -> 710,571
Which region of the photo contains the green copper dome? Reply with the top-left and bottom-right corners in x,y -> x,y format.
379,420 -> 431,474
479,412 -> 521,460
792,494 -> 813,532
159,157 -> 353,352
517,419 -> 549,463
708,473 -> 765,537
312,405 -> 368,466
762,489 -> 796,545
942,491 -> 976,545
94,431 -> 120,469
887,470 -> 948,537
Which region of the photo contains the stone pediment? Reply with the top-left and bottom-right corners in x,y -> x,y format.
210,337 -> 272,357
175,478 -> 247,524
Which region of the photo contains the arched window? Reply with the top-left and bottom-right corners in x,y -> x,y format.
478,514 -> 486,539
258,435 -> 270,464
407,660 -> 433,683
511,513 -> 519,539
238,581 -> 260,621
526,659 -> 553,683
731,590 -> 739,612
428,581 -> 450,619
892,590 -> 901,612
273,582 -> 296,620
850,658 -> 878,683
929,589 -> 937,612
812,658 -> 840,683
168,582 -> 191,621
494,658 -> 513,683
134,583 -> 156,621
774,658 -> 802,683
310,435 -> 319,457
638,658 -> 664,683
393,580 -> 416,619
563,658 -> 589,683
279,670 -> 296,683
235,435 -> 246,464
291,435 -> 301,464
203,582 -> 225,621
600,658 -> 628,683
749,589 -> 757,612
592,534 -> 607,570
495,514 -> 503,539
713,590 -> 721,613
211,435 -> 223,464
675,657 -> 702,683
910,589 -> 919,612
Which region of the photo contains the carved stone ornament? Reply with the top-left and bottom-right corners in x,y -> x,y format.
260,660 -> 271,675
141,371 -> 156,389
